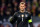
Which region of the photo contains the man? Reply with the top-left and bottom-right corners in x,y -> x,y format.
10,2 -> 33,27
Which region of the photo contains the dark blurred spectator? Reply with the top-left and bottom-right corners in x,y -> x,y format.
7,3 -> 13,15
1,0 -> 5,3
8,7 -> 13,16
15,0 -> 21,4
33,0 -> 37,3
38,0 -> 40,6
4,8 -> 12,16
0,11 -> 4,21
5,11 -> 11,16
27,7 -> 31,13
37,0 -> 40,6
0,0 -> 1,6
12,1 -> 18,10
1,0 -> 5,11
26,0 -> 28,3
7,3 -> 12,7
26,1 -> 31,13
32,0 -> 39,7
0,21 -> 2,27
1,24 -> 4,27
8,7 -> 12,12
37,24 -> 40,27
3,9 -> 12,22
5,0 -> 12,5
22,0 -> 25,2
7,3 -> 12,10
14,2 -> 18,7
15,24 -> 17,27
33,24 -> 35,27
27,1 -> 30,7
6,24 -> 10,27
1,3 -> 7,18
36,7 -> 40,17
1,3 -> 5,12
5,10 -> 11,16
12,0 -> 18,7
8,0 -> 12,3
12,7 -> 18,14
32,3 -> 36,16
3,21 -> 13,27
12,0 -> 15,7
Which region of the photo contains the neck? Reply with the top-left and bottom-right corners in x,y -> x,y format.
20,10 -> 25,13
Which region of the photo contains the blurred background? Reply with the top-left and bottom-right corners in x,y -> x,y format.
0,0 -> 40,27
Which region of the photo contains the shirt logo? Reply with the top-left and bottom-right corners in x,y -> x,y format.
22,14 -> 24,17
18,15 -> 20,17
25,14 -> 28,17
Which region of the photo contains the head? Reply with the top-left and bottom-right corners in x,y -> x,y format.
6,11 -> 11,15
39,0 -> 40,4
32,3 -> 36,9
14,7 -> 17,11
1,24 -> 4,27
8,7 -> 12,11
19,2 -> 26,11
27,7 -> 31,12
37,24 -> 40,27
38,7 -> 40,11
8,3 -> 11,7
6,24 -> 10,27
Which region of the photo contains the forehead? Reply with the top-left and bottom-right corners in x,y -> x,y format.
20,4 -> 25,6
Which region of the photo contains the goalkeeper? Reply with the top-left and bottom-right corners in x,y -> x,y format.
10,2 -> 33,27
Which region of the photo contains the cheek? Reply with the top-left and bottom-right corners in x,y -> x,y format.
23,7 -> 25,8
20,7 -> 22,8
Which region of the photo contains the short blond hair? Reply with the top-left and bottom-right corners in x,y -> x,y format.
19,2 -> 25,5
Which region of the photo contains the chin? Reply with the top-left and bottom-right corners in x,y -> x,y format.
21,9 -> 23,10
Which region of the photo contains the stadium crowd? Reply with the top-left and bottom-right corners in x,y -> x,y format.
0,0 -> 40,27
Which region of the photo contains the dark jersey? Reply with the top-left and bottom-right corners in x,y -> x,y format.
10,11 -> 33,27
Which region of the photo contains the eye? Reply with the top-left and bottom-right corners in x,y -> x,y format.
23,6 -> 24,7
21,6 -> 22,7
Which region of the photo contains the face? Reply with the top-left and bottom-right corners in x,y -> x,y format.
8,3 -> 11,7
6,24 -> 10,27
38,7 -> 40,11
14,8 -> 17,11
39,0 -> 40,4
32,5 -> 36,9
6,11 -> 11,15
1,25 -> 4,27
19,4 -> 25,10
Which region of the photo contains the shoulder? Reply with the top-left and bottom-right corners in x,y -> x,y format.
25,11 -> 31,14
14,12 -> 18,15
25,11 -> 28,13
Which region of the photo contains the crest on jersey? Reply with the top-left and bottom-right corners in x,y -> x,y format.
25,14 -> 28,17
31,16 -> 32,19
22,14 -> 24,17
18,15 -> 20,17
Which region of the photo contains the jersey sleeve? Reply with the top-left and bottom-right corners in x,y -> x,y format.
28,12 -> 32,23
28,12 -> 33,27
10,12 -> 17,24
28,16 -> 32,23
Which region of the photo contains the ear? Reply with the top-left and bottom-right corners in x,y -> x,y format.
19,5 -> 20,8
25,6 -> 26,8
